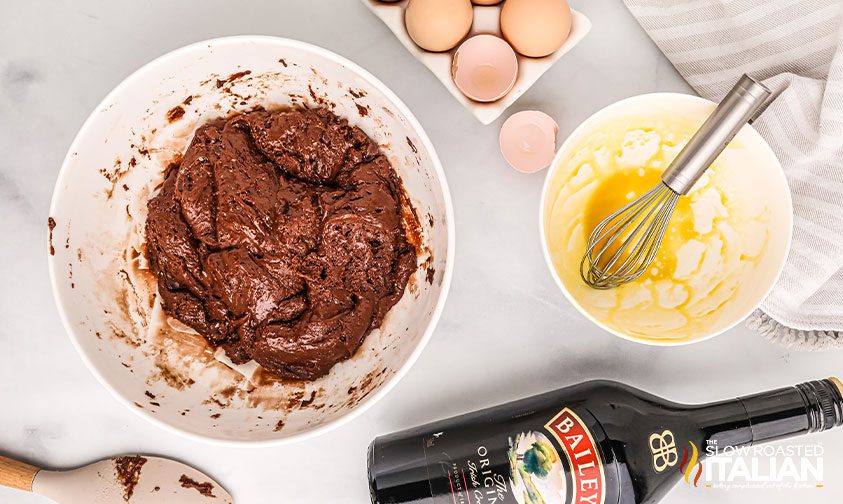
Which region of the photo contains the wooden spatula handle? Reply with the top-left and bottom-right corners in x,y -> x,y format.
0,455 -> 39,492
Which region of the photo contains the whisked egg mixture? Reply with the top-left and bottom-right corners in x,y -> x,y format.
545,115 -> 771,341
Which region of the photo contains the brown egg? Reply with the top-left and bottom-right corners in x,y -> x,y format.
405,0 -> 474,52
501,0 -> 573,58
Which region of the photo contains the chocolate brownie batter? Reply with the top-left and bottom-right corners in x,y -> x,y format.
145,108 -> 417,380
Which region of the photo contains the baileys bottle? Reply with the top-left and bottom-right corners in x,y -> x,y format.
368,378 -> 843,504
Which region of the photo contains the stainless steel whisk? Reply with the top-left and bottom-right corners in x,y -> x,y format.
580,75 -> 772,289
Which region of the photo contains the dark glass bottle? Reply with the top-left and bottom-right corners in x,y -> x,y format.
368,378 -> 843,504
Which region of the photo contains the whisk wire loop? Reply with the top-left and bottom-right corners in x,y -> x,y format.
611,188 -> 677,279
580,183 -> 680,289
586,185 -> 661,268
600,187 -> 671,278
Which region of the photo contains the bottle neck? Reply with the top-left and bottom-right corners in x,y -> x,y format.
693,378 -> 843,451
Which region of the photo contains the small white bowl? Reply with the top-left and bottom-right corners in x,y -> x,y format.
539,93 -> 793,346
48,36 -> 454,445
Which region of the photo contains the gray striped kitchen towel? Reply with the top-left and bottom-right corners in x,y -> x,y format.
622,0 -> 843,349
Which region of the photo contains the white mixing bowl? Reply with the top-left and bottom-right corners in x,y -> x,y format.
48,37 -> 454,445
540,93 -> 792,345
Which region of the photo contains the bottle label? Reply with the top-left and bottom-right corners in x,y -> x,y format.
544,408 -> 606,504
423,406 -> 606,504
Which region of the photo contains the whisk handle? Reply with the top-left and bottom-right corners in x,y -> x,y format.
662,74 -> 772,195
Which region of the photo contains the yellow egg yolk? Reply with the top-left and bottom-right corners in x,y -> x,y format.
582,167 -> 698,283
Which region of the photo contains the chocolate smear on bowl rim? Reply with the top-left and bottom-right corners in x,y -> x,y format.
47,217 -> 56,255
166,106 -> 185,123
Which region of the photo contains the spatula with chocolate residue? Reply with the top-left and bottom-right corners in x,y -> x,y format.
0,453 -> 232,503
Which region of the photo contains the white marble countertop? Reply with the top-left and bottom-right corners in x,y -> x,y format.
1,1 -> 842,503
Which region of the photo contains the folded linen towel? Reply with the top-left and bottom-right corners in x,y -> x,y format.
622,0 -> 843,349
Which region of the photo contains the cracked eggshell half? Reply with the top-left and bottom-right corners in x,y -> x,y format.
452,34 -> 518,103
500,110 -> 559,173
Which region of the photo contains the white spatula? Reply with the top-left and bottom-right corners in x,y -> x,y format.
0,453 -> 232,503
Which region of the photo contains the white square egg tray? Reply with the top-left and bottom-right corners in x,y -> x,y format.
363,0 -> 591,125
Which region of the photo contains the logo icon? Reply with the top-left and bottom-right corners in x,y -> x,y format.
649,430 -> 678,472
679,441 -> 703,487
